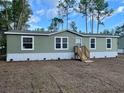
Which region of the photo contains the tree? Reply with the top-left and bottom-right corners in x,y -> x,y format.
48,17 -> 63,31
102,29 -> 112,35
12,0 -> 32,30
0,0 -> 11,54
78,0 -> 90,33
48,24 -> 54,32
52,17 -> 60,31
0,33 -> 6,55
56,17 -> 64,30
48,19 -> 55,32
89,0 -> 96,34
75,0 -> 113,34
70,21 -> 77,31
94,0 -> 113,33
114,24 -> 124,36
57,0 -> 76,30
0,0 -> 32,30
0,0 -> 32,55
57,0 -> 65,30
0,0 -> 12,30
0,34 -> 6,47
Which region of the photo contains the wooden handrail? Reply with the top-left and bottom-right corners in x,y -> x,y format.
81,46 -> 90,58
74,46 -> 90,61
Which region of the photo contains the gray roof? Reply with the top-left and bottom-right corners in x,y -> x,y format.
8,30 -> 54,34
4,30 -> 119,38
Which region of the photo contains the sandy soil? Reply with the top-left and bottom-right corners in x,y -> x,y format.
0,57 -> 124,93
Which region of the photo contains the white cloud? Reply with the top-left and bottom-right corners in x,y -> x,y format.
28,15 -> 42,30
116,6 -> 124,13
28,25 -> 41,30
28,15 -> 40,24
46,8 -> 58,19
36,9 -> 45,16
102,6 -> 124,22
36,8 -> 59,19
30,0 -> 60,19
28,17 -> 41,30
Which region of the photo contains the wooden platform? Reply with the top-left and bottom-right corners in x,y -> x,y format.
74,46 -> 93,62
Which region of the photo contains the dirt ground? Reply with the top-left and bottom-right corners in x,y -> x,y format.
0,57 -> 124,93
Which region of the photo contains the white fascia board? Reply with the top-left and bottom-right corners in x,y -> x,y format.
49,30 -> 83,36
4,31 -> 119,38
82,35 -> 119,38
4,30 -> 83,37
4,32 -> 50,36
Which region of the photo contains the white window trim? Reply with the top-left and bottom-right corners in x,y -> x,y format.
106,38 -> 112,50
75,37 -> 82,46
89,38 -> 96,50
54,36 -> 69,50
21,36 -> 34,50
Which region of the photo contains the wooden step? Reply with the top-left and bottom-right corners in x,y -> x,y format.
84,60 -> 94,63
74,46 -> 90,62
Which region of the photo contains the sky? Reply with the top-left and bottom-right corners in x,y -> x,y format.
28,0 -> 124,33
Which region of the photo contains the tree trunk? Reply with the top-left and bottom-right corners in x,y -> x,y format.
85,4 -> 88,33
17,11 -> 23,30
57,23 -> 59,31
2,0 -> 9,30
67,13 -> 68,30
12,0 -> 16,30
17,0 -> 25,30
97,12 -> 100,34
91,14 -> 94,34
85,14 -> 88,33
97,21 -> 99,34
66,10 -> 68,30
62,23 -> 63,30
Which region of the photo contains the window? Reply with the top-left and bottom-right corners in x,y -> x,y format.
75,37 -> 82,46
55,37 -> 68,50
62,38 -> 67,48
56,38 -> 61,49
21,36 -> 34,50
106,38 -> 112,49
90,38 -> 96,49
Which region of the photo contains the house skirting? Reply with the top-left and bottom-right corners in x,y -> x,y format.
7,52 -> 74,61
90,51 -> 118,58
118,49 -> 124,53
7,51 -> 118,61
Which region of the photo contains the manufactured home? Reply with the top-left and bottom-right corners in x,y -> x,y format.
5,30 -> 119,61
118,35 -> 124,53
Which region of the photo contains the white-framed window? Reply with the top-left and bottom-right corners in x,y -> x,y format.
75,37 -> 82,46
106,38 -> 112,49
21,36 -> 34,50
55,37 -> 68,50
89,38 -> 96,49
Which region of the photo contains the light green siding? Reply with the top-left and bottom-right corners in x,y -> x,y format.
88,37 -> 117,52
118,37 -> 124,49
7,32 -> 82,53
7,31 -> 118,53
7,35 -> 21,53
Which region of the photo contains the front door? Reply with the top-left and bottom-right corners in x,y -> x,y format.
75,37 -> 82,47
